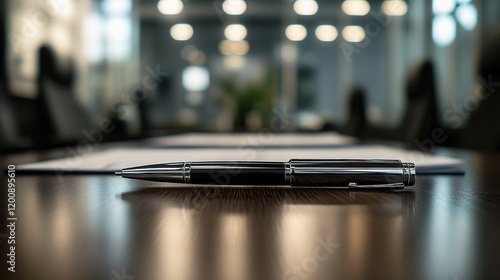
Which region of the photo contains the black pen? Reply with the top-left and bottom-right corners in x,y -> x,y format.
115,159 -> 416,189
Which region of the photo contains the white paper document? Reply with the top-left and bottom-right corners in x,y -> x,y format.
143,132 -> 356,147
18,145 -> 463,174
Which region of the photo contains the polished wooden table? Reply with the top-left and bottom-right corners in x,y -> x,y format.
1,143 -> 499,280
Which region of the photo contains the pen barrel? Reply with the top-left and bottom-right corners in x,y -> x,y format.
190,161 -> 285,185
287,159 -> 415,188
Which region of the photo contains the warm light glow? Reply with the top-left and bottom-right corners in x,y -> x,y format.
455,4 -> 477,30
158,0 -> 184,15
181,45 -> 197,60
315,25 -> 338,42
224,24 -> 247,41
182,66 -> 210,91
219,40 -> 250,55
170,23 -> 193,41
187,50 -> 206,65
223,55 -> 246,69
285,24 -> 307,41
342,0 -> 371,16
382,0 -> 408,16
342,26 -> 366,42
223,0 -> 247,15
433,15 -> 456,46
293,0 -> 319,16
281,44 -> 297,62
432,0 -> 456,15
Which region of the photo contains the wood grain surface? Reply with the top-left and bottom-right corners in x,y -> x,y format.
1,146 -> 499,280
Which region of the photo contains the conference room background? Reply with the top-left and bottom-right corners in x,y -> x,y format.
1,0 -> 500,151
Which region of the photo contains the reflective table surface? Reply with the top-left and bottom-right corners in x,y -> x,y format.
1,146 -> 499,280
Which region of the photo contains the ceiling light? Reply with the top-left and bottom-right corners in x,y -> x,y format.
342,0 -> 370,16
158,0 -> 183,15
342,26 -> 365,42
182,66 -> 209,92
170,24 -> 193,41
432,0 -> 456,15
224,24 -> 247,41
455,4 -> 477,30
293,0 -> 319,16
432,15 -> 456,46
382,0 -> 408,16
223,0 -> 247,15
315,25 -> 338,42
285,24 -> 307,41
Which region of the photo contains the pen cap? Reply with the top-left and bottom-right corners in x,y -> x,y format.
285,159 -> 416,188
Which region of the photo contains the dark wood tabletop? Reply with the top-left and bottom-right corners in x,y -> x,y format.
1,142 -> 500,280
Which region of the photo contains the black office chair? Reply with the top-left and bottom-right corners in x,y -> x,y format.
0,87 -> 17,143
340,87 -> 368,137
35,45 -> 92,142
456,26 -> 500,151
365,60 -> 440,147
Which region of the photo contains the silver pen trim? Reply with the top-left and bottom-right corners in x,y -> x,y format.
115,159 -> 416,188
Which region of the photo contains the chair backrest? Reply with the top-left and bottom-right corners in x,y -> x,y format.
36,45 -> 92,140
342,87 -> 367,137
458,26 -> 500,151
0,86 -> 18,144
0,11 -> 18,146
400,60 -> 440,145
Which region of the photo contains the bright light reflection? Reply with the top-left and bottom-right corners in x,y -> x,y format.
432,0 -> 456,15
220,214 -> 248,280
224,24 -> 247,41
342,26 -> 365,42
432,15 -> 456,46
219,40 -> 250,55
315,25 -> 338,42
342,0 -> 371,16
102,0 -> 132,15
293,0 -> 319,16
187,50 -> 206,65
281,44 -> 297,62
84,13 -> 103,62
223,0 -> 247,15
182,66 -> 210,92
455,4 -> 477,30
158,0 -> 184,15
157,209 -> 194,279
105,17 -> 132,60
382,0 -> 408,16
285,24 -> 307,41
170,23 -> 193,41
223,55 -> 246,69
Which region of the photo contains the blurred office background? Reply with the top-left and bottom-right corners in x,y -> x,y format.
1,0 -> 500,151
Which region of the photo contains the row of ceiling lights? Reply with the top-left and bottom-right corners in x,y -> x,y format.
167,0 -> 409,44
158,0 -> 408,17
164,0 -> 408,69
170,22 -> 364,43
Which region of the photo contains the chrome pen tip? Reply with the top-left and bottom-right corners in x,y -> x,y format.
115,170 -> 122,176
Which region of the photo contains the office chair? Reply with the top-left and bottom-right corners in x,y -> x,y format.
456,26 -> 500,151
0,86 -> 17,143
341,87 -> 368,137
35,45 -> 92,142
365,60 -> 440,147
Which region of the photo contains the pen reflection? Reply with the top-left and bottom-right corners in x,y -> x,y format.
122,188 -> 414,280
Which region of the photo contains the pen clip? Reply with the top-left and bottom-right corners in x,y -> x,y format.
348,182 -> 405,189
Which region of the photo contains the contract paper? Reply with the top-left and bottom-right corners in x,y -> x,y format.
18,145 -> 463,175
